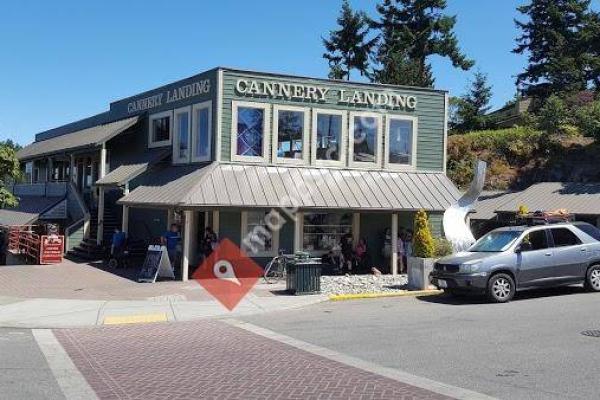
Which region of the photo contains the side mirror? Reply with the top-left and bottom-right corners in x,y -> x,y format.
516,242 -> 532,253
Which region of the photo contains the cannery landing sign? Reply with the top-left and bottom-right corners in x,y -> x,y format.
127,79 -> 211,114
235,79 -> 417,110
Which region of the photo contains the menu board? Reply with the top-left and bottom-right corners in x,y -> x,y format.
138,245 -> 175,283
40,235 -> 64,265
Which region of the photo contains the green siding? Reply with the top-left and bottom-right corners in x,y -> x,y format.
219,70 -> 446,171
219,211 -> 241,245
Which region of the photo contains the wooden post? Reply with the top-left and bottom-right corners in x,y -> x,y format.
97,186 -> 105,245
352,213 -> 360,245
99,143 -> 107,179
294,211 -> 303,253
122,205 -> 129,235
70,154 -> 76,183
212,210 -> 220,237
391,213 -> 398,276
182,210 -> 192,281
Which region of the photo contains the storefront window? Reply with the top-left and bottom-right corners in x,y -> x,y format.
275,109 -> 305,161
315,112 -> 342,162
242,211 -> 277,256
192,103 -> 211,161
303,213 -> 353,253
351,114 -> 380,165
236,106 -> 265,158
387,118 -> 414,165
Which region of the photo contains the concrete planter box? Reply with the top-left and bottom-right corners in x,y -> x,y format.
407,257 -> 435,290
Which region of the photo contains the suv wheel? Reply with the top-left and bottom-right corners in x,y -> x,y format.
584,265 -> 600,292
487,273 -> 515,303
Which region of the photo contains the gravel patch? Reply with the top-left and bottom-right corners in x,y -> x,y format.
321,274 -> 408,295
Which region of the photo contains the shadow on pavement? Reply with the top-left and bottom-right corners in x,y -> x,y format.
417,285 -> 587,305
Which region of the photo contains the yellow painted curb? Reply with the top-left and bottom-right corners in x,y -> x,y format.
103,313 -> 168,325
329,289 -> 442,301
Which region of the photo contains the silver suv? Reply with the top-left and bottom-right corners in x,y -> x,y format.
430,222 -> 600,302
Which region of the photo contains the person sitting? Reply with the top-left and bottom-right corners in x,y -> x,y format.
355,238 -> 368,272
201,226 -> 218,259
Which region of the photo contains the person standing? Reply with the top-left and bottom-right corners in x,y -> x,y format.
201,226 -> 218,259
0,230 -> 7,266
161,224 -> 181,267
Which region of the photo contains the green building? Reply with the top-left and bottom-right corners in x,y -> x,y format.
13,67 -> 459,278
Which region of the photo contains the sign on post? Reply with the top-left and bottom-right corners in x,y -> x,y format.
39,235 -> 64,265
138,245 -> 175,283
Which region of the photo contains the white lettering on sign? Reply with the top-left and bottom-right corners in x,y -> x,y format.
338,89 -> 417,110
236,79 -> 329,102
235,79 -> 417,110
127,79 -> 211,114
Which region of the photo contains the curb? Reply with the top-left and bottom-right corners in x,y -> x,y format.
328,289 -> 442,301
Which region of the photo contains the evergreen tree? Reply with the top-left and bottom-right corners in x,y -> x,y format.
371,0 -> 473,87
454,71 -> 493,132
323,0 -> 377,80
513,0 -> 593,99
0,144 -> 20,209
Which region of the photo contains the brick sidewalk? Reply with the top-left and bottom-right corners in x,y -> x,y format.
55,320 -> 453,400
0,260 -> 281,301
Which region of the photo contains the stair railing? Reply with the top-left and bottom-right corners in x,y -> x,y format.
65,182 -> 91,253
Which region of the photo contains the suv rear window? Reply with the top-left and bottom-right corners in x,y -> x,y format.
550,228 -> 582,247
573,223 -> 600,241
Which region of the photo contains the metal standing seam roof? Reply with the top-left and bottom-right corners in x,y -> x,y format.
118,163 -> 461,211
17,116 -> 139,161
95,149 -> 171,186
495,182 -> 600,215
470,190 -> 522,220
0,196 -> 64,226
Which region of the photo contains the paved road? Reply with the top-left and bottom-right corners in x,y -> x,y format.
0,328 -> 64,400
243,287 -> 600,400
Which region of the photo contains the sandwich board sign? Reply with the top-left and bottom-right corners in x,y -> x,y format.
138,245 -> 175,283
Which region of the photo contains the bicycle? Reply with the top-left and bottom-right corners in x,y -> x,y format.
263,250 -> 292,284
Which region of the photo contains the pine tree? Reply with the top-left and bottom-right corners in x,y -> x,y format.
454,71 -> 493,132
513,0 -> 593,99
323,0 -> 377,80
371,0 -> 473,87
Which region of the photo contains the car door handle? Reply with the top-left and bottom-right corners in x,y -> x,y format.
581,248 -> 588,252
545,252 -> 552,256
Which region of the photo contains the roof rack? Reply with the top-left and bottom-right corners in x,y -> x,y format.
516,210 -> 574,226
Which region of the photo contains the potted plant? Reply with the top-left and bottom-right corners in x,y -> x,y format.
408,209 -> 436,290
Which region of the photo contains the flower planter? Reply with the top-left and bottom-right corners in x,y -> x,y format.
407,257 -> 435,290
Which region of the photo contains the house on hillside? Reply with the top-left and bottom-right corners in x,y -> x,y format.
486,98 -> 532,128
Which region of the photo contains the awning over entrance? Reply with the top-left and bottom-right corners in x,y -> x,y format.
118,163 -> 461,212
17,116 -> 139,161
0,196 -> 65,226
95,149 -> 170,187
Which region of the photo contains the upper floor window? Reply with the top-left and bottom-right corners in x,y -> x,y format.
149,110 -> 172,148
384,116 -> 417,169
272,105 -> 309,164
231,101 -> 269,162
173,107 -> 191,163
192,101 -> 212,162
349,112 -> 382,168
311,109 -> 346,166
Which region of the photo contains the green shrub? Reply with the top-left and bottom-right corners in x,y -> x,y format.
433,237 -> 454,258
575,100 -> 600,140
413,210 -> 435,258
537,95 -> 569,135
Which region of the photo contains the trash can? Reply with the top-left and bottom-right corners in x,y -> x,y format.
286,259 -> 322,295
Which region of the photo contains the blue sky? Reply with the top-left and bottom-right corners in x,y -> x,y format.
1,0 -> 598,145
